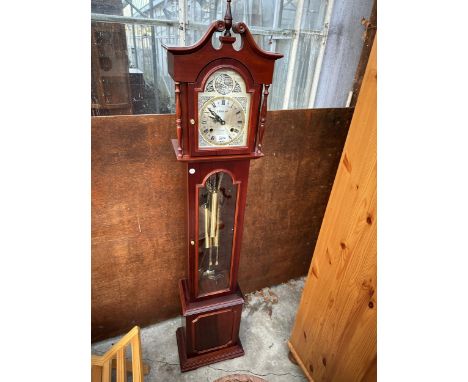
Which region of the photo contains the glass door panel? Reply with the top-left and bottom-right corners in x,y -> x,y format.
197,171 -> 237,296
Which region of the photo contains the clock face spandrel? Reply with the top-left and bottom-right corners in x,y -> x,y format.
198,69 -> 251,149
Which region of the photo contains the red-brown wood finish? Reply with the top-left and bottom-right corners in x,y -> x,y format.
223,0 -> 233,36
175,82 -> 183,157
163,18 -> 282,159
177,279 -> 245,372
186,160 -> 250,301
163,2 -> 282,371
256,84 -> 270,154
189,60 -> 262,157
176,327 -> 244,373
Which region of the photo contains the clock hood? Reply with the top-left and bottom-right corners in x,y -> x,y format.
162,20 -> 283,85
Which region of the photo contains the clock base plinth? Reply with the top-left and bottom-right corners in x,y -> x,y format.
176,327 -> 244,372
176,279 -> 245,372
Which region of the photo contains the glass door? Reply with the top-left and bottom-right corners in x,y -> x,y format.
197,171 -> 238,297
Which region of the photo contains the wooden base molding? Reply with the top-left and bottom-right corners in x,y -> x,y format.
176,278 -> 245,372
176,327 -> 245,372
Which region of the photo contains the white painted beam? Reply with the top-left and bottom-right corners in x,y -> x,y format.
270,0 -> 282,52
178,0 -> 187,46
282,0 -> 305,109
307,0 -> 335,108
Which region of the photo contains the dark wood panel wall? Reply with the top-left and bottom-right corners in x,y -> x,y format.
92,108 -> 353,341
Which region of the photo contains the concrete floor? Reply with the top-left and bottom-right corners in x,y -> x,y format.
92,277 -> 307,382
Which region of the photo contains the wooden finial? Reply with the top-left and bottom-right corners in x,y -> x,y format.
224,0 -> 233,36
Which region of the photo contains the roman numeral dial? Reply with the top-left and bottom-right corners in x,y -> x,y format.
199,96 -> 246,146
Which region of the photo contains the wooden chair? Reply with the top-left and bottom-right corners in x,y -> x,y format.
92,326 -> 149,382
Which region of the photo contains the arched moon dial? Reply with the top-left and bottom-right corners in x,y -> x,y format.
214,73 -> 234,95
199,96 -> 246,146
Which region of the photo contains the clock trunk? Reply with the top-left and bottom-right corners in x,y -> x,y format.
187,160 -> 250,301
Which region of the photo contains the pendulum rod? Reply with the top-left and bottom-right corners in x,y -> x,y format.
202,173 -> 224,277
204,202 -> 210,251
209,190 -> 217,268
214,173 -> 223,266
214,201 -> 221,266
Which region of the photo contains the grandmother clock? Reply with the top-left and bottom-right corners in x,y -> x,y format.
163,0 -> 282,372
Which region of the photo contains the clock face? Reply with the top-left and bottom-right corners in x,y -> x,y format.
198,69 -> 251,149
199,96 -> 246,146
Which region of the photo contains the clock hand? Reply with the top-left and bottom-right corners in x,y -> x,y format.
208,108 -> 218,118
208,108 -> 226,125
209,114 -> 225,125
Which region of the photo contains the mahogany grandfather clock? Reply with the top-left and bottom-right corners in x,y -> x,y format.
163,0 -> 282,372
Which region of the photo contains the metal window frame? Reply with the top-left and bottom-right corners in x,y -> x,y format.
91,13 -> 324,39
91,0 -> 335,111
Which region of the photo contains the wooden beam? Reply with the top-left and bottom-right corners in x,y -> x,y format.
289,37 -> 377,381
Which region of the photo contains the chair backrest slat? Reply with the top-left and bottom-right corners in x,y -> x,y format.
92,326 -> 143,382
102,359 -> 111,382
92,365 -> 102,382
131,335 -> 143,382
117,348 -> 126,382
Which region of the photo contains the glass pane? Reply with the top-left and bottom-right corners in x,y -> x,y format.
91,0 -> 371,114
302,0 -> 328,31
91,19 -> 175,116
269,38 -> 291,110
289,33 -> 322,108
280,0 -> 298,29
198,172 -> 237,296
91,22 -> 133,115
